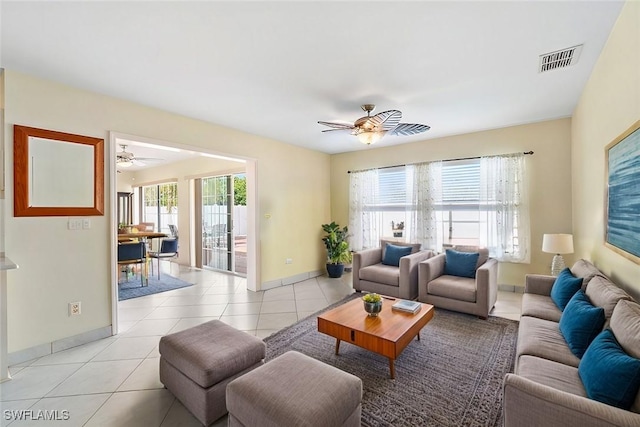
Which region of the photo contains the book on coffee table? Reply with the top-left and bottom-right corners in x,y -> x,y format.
392,299 -> 422,314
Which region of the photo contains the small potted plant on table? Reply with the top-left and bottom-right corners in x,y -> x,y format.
362,293 -> 383,317
321,221 -> 352,278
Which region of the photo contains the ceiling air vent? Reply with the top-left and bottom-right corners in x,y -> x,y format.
539,44 -> 583,73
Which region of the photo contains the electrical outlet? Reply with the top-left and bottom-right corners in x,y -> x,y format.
285,258 -> 293,264
82,219 -> 91,229
69,302 -> 81,316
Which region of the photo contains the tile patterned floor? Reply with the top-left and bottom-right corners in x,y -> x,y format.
2,264 -> 522,426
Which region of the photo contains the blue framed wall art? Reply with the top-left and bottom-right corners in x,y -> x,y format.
606,120 -> 640,262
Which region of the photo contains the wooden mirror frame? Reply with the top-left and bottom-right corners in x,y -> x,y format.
14,125 -> 104,217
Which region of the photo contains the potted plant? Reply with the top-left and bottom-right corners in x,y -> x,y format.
321,221 -> 352,278
362,292 -> 383,317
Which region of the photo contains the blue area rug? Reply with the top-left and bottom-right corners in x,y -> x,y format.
118,274 -> 194,301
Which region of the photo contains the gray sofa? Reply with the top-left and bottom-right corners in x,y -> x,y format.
352,240 -> 434,300
503,259 -> 640,426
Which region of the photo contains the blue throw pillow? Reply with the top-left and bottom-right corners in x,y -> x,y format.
550,268 -> 583,311
443,249 -> 479,278
382,244 -> 413,267
559,290 -> 605,358
579,329 -> 640,410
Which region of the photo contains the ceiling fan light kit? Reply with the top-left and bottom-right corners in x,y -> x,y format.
318,104 -> 430,145
357,131 -> 386,145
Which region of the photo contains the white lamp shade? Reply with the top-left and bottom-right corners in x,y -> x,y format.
542,233 -> 574,254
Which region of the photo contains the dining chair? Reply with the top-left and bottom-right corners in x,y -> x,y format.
149,238 -> 179,280
117,241 -> 146,286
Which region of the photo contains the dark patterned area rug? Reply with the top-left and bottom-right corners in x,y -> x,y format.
264,294 -> 518,427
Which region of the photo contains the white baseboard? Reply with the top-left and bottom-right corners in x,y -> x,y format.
9,326 -> 112,366
498,284 -> 525,293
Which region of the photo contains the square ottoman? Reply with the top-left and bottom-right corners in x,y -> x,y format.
159,320 -> 265,426
226,351 -> 362,427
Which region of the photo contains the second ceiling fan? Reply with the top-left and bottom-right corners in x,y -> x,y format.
318,104 -> 430,145
116,144 -> 163,168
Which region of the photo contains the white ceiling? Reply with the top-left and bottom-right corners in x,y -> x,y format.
115,138 -> 202,171
0,1 -> 625,155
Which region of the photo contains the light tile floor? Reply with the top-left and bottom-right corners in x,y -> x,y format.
2,264 -> 522,426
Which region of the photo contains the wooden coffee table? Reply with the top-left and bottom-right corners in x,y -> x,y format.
317,296 -> 434,379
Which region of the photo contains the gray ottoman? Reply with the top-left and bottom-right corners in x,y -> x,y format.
226,351 -> 362,427
159,320 -> 265,426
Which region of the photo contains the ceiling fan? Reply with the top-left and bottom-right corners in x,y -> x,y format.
116,144 -> 163,168
318,104 -> 430,145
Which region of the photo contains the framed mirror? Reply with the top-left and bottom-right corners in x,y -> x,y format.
14,125 -> 104,217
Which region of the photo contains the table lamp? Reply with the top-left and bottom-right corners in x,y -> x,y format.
542,234 -> 574,276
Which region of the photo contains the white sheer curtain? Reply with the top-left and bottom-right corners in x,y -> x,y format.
480,153 -> 530,263
349,169 -> 382,250
407,161 -> 442,251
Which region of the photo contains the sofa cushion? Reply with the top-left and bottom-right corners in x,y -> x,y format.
453,245 -> 489,269
444,249 -> 479,278
382,244 -> 413,267
517,355 -> 586,398
579,329 -> 640,410
516,316 -> 580,368
359,264 -> 400,287
559,290 -> 605,358
610,300 -> 640,359
380,240 -> 420,260
609,300 -> 640,413
585,275 -> 632,322
521,293 -> 562,322
570,259 -> 602,290
427,275 -> 476,303
550,268 -> 583,311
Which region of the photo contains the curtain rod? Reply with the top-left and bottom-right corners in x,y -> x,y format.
347,151 -> 534,173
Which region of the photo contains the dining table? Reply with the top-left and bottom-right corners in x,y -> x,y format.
117,231 -> 168,284
117,231 -> 168,242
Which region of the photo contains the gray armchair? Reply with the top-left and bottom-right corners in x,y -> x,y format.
418,246 -> 498,319
353,240 -> 434,300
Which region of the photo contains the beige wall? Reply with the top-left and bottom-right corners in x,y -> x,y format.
3,70 -> 330,352
572,1 -> 640,300
331,118 -> 573,287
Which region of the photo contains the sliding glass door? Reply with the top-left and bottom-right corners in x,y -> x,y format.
201,176 -> 232,271
196,174 -> 247,275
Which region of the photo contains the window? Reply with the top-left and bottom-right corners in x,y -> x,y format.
349,154 -> 529,262
438,159 -> 482,247
140,182 -> 178,234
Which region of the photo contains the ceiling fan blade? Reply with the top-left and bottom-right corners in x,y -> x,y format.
390,123 -> 431,136
132,159 -> 146,166
364,110 -> 402,131
317,121 -> 355,130
321,128 -> 352,133
133,156 -> 164,161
